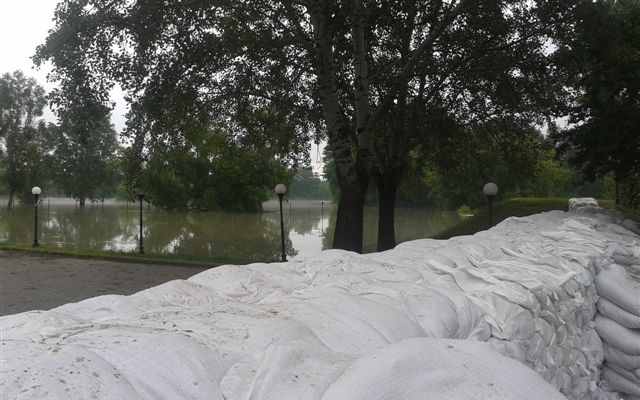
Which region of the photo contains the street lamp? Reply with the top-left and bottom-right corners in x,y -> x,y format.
31,186 -> 41,247
275,183 -> 287,262
138,191 -> 145,254
483,182 -> 499,228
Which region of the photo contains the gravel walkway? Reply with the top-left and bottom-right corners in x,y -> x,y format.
0,250 -> 209,316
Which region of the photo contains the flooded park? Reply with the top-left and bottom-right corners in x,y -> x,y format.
0,198 -> 460,262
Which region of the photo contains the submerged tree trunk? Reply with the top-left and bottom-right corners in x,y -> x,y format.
375,173 -> 398,252
79,197 -> 86,207
6,191 -> 14,211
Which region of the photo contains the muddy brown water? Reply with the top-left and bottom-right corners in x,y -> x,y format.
0,198 -> 459,261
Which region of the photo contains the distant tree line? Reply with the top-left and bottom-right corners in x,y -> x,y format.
0,71 -> 294,211
288,169 -> 331,200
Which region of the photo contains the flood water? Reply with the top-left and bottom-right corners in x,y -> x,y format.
0,198 -> 460,262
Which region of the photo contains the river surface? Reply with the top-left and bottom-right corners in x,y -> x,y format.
0,198 -> 459,262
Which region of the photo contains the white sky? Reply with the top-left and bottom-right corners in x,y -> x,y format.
0,0 -> 129,132
0,0 -> 324,173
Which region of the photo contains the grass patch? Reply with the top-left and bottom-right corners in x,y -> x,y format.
432,198 -> 571,240
0,243 -> 256,267
432,197 -> 639,240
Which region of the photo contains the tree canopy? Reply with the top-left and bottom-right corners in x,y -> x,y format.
34,0 -> 596,251
0,71 -> 48,208
554,0 -> 640,208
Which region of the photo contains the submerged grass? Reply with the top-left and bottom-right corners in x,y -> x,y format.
0,243 -> 255,267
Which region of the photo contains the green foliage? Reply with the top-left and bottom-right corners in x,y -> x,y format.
327,131 -> 615,211
432,198 -> 572,239
424,144 -> 614,210
288,168 -> 330,200
134,126 -> 289,211
456,204 -> 473,218
555,0 -> 640,208
420,121 -> 542,209
33,0 -> 579,252
47,116 -> 120,204
0,71 -> 49,206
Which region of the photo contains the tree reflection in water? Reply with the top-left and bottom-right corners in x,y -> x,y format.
0,199 -> 458,260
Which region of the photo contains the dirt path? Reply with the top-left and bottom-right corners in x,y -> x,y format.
0,250 -> 209,316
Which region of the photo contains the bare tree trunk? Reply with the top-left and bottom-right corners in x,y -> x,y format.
79,197 -> 86,208
375,173 -> 397,251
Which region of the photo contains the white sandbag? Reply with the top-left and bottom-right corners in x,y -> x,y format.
472,292 -> 536,341
4,198 -> 638,400
613,254 -> 640,267
602,365 -> 640,397
603,342 -> 640,371
595,315 -> 640,356
488,337 -> 528,363
595,264 -> 640,316
319,338 -> 567,400
569,198 -> 599,211
597,297 -> 640,329
606,362 -> 640,384
221,342 -> 353,399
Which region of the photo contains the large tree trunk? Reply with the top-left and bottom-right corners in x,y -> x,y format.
308,4 -> 372,253
79,197 -> 86,208
333,180 -> 367,253
331,136 -> 370,253
375,173 -> 398,251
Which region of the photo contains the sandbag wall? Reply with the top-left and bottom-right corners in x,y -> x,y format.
595,263 -> 640,398
1,198 -> 638,400
379,210 -> 605,399
569,199 -> 640,399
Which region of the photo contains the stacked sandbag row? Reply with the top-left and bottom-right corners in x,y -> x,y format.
391,198 -> 639,399
397,210 -> 607,399
595,261 -> 640,398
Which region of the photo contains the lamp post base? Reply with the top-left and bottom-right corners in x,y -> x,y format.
487,195 -> 494,228
278,194 -> 287,262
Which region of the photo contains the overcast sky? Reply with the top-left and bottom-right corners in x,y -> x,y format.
0,0 -> 129,132
0,0 -> 324,172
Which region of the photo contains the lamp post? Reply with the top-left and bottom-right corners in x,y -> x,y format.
275,183 -> 287,262
31,186 -> 41,247
138,191 -> 145,254
483,182 -> 499,228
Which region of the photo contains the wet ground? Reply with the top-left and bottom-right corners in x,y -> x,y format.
0,250 -> 209,316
